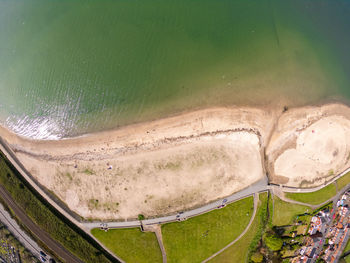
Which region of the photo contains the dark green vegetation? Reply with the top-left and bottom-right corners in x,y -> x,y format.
2,1 -> 350,137
263,233 -> 283,251
272,196 -> 310,226
0,151 -> 114,263
251,252 -> 264,263
0,223 -> 38,263
210,192 -> 269,263
285,183 -> 337,205
91,228 -> 162,263
162,196 -> 254,263
337,172 -> 350,191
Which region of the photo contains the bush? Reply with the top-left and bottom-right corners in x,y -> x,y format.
263,233 -> 283,251
138,214 -> 145,220
251,252 -> 263,262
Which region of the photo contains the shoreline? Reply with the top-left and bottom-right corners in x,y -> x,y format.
1,94 -> 348,143
0,105 -> 277,156
1,102 -> 350,219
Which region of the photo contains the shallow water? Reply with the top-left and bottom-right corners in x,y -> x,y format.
0,0 -> 350,139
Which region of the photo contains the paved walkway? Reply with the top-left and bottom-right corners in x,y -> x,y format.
271,187 -> 314,208
142,224 -> 167,263
272,182 -> 350,210
202,193 -> 259,263
272,166 -> 350,193
88,176 -> 348,230
155,226 -> 167,263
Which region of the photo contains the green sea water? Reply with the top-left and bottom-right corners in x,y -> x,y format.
0,0 -> 350,139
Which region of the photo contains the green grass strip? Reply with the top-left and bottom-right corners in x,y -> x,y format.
91,228 -> 162,263
209,192 -> 268,263
344,239 -> 350,263
284,183 -> 337,205
337,172 -> 350,191
0,152 -> 113,263
162,196 -> 254,263
272,196 -> 310,226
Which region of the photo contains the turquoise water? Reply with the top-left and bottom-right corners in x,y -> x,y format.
0,0 -> 350,139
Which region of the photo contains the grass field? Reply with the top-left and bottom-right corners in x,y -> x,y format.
209,192 -> 268,263
0,151 -> 113,263
345,239 -> 350,252
91,228 -> 162,263
285,183 -> 337,205
337,172 -> 350,191
343,239 -> 350,263
272,196 -> 310,226
162,196 -> 254,263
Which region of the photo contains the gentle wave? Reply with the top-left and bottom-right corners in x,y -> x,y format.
5,115 -> 63,140
3,93 -> 83,140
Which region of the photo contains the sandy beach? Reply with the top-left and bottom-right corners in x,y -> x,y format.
1,104 -> 350,219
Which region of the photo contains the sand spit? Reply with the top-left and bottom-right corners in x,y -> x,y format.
1,104 -> 350,219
